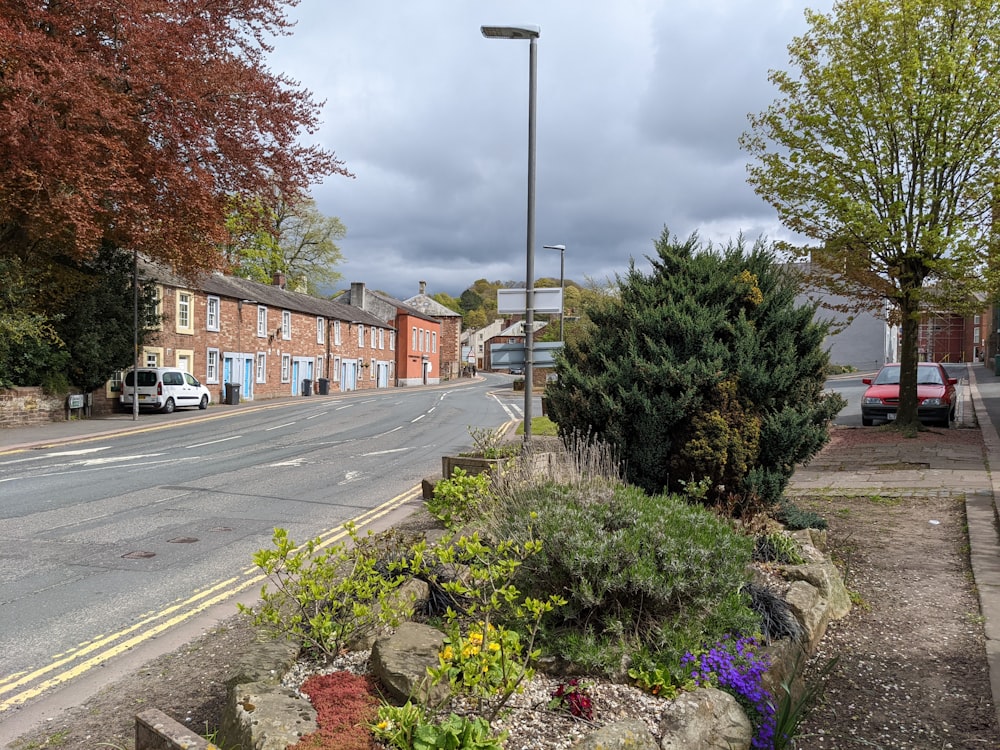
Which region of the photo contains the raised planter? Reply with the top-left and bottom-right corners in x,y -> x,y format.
441,454 -> 505,478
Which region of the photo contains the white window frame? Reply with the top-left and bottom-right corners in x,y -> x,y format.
412,327 -> 417,350
334,320 -> 342,345
317,317 -> 325,344
432,331 -> 437,353
370,326 -> 376,349
256,353 -> 266,383
370,358 -> 376,379
257,306 -> 267,337
177,291 -> 193,333
282,310 -> 291,340
358,324 -> 365,347
281,354 -> 291,382
315,356 -> 323,376
419,328 -> 425,352
206,296 -> 220,332
333,356 -> 341,382
390,330 -> 395,351
378,328 -> 385,350
206,348 -> 220,384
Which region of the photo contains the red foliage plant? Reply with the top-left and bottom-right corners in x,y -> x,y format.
0,0 -> 350,276
288,671 -> 381,750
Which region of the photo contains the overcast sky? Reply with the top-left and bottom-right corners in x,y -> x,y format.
268,1 -> 832,300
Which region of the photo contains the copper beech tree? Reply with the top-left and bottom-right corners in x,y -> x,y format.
741,0 -> 1000,430
0,0 -> 349,276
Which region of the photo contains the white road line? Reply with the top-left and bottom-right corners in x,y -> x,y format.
265,422 -> 297,431
411,414 -> 425,422
186,436 -> 242,448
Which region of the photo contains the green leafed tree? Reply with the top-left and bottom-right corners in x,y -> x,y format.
740,0 -> 1000,430
545,229 -> 844,511
0,245 -> 159,392
227,195 -> 345,294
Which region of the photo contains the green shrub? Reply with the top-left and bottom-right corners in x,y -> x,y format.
426,468 -> 492,529
240,525 -> 417,659
753,532 -> 805,565
544,229 -> 845,511
372,703 -> 506,750
776,501 -> 829,531
489,481 -> 758,676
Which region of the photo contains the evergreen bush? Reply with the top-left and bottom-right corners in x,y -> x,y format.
544,228 -> 845,511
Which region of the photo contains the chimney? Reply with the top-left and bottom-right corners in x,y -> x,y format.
272,272 -> 286,289
419,280 -> 427,295
350,281 -> 366,309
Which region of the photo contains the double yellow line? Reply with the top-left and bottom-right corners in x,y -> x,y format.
0,486 -> 421,713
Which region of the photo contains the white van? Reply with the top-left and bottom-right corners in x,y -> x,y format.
120,368 -> 211,413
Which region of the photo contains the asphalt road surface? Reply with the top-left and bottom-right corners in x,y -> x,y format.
0,375 -> 526,738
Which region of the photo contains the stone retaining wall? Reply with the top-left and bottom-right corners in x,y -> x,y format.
0,387 -> 70,428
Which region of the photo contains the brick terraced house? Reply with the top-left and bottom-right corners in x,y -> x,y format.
95,260 -> 395,414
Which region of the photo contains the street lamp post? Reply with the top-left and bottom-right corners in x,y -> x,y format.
481,23 -> 540,449
543,244 -> 565,341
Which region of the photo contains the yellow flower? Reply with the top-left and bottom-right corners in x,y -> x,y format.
488,642 -> 501,652
377,720 -> 389,730
441,645 -> 454,661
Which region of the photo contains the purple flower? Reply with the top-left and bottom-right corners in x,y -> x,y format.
684,635 -> 775,748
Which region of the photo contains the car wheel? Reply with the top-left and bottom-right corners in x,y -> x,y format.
862,416 -> 873,426
162,398 -> 175,414
199,395 -> 209,410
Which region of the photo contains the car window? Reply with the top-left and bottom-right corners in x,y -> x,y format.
137,371 -> 158,387
917,366 -> 943,385
873,368 -> 900,385
163,372 -> 183,386
184,373 -> 201,386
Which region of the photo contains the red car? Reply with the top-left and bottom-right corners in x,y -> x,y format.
860,363 -> 957,427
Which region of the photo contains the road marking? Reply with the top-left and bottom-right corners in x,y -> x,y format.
0,486 -> 421,713
265,422 -> 297,431
44,448 -> 111,457
361,448 -> 411,457
186,436 -> 242,448
411,414 -> 425,422
306,412 -> 327,420
269,458 -> 309,467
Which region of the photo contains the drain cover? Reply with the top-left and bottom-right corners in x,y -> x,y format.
167,536 -> 199,544
122,550 -> 156,559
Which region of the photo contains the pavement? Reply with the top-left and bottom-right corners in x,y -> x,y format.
4,367 -> 1000,727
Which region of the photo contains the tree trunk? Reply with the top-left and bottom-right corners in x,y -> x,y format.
896,292 -> 921,430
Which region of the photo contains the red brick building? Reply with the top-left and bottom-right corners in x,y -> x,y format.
95,261 -> 395,413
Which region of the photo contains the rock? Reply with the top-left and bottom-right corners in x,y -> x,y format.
221,680 -> 317,750
570,718 -> 658,749
370,621 -> 451,706
782,559 -> 852,620
658,687 -> 753,750
784,579 -> 832,653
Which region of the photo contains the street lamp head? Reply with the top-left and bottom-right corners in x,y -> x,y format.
543,244 -> 565,251
481,24 -> 540,40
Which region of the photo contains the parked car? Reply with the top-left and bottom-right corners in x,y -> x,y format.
120,368 -> 211,413
509,367 -> 524,375
861,362 -> 957,426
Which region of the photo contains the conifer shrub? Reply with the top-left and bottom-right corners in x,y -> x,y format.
544,228 -> 845,512
488,480 -> 758,677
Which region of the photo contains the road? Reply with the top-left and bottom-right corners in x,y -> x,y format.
0,375 -> 526,736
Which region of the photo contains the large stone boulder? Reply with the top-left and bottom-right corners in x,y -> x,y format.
781,557 -> 852,621
658,687 -> 753,750
371,621 -> 451,706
